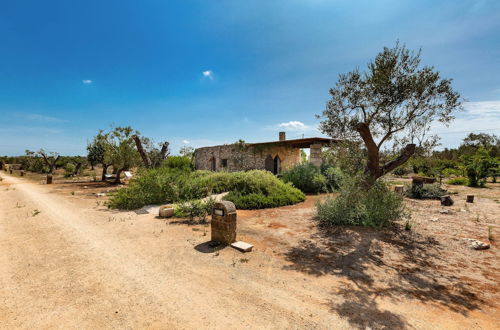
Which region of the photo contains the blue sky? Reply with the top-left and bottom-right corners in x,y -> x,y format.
0,0 -> 499,155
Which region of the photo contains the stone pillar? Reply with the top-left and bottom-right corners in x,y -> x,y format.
309,143 -> 323,167
211,201 -> 237,244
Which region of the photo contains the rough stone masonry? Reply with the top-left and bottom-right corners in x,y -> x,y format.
194,132 -> 333,174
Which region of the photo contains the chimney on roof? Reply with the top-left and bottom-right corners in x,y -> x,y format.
279,132 -> 286,141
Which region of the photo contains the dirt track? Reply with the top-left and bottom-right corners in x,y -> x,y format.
1,172 -> 499,329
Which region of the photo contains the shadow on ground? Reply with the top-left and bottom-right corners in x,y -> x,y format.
282,226 -> 484,329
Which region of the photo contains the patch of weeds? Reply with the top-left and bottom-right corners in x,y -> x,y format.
404,219 -> 413,231
239,258 -> 250,263
15,202 -> 25,208
488,226 -> 494,242
71,191 -> 75,195
31,209 -> 41,217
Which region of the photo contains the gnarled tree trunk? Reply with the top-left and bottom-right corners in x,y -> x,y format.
133,135 -> 151,169
356,123 -> 416,188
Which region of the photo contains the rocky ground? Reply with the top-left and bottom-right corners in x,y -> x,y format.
1,171 -> 499,329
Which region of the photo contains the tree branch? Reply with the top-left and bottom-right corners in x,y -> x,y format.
381,143 -> 416,174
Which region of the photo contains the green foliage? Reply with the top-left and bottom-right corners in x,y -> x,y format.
462,147 -> 498,187
223,170 -> 305,209
108,169 -> 304,210
163,156 -> 193,171
446,177 -> 468,185
281,163 -> 343,194
393,165 -> 412,176
87,134 -> 106,168
281,163 -> 326,193
316,178 -> 406,227
179,146 -> 195,158
174,198 -> 215,220
64,163 -> 76,177
405,183 -> 446,199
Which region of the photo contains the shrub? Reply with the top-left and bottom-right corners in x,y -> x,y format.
163,156 -> 193,171
446,177 -> 468,185
174,198 -> 215,220
281,163 -> 343,194
224,170 -> 305,209
64,163 -> 76,177
462,148 -> 498,187
281,163 -> 325,193
316,178 -> 406,227
322,165 -> 344,191
405,183 -> 446,199
108,168 -> 304,210
393,166 -> 412,176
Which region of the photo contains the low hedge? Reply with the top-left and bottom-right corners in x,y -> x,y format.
108,168 -> 304,210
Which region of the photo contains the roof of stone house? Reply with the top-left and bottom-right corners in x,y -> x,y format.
249,137 -> 335,148
195,137 -> 336,150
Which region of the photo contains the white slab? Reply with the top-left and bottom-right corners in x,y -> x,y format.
124,171 -> 133,178
231,241 -> 253,252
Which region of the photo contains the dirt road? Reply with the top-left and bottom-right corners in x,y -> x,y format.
1,172 -> 499,329
0,173 -> 345,329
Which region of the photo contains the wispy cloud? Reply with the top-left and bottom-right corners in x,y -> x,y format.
15,113 -> 68,123
202,70 -> 214,80
82,79 -> 93,84
278,120 -> 311,131
182,140 -> 190,144
430,100 -> 500,147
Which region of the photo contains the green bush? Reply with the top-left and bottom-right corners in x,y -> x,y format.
64,163 -> 76,177
108,168 -> 304,210
405,183 -> 446,199
281,163 -> 343,194
393,166 -> 412,176
446,177 -> 468,185
174,198 -> 215,220
163,156 -> 193,171
316,178 -> 406,227
281,163 -> 325,193
224,170 -> 305,209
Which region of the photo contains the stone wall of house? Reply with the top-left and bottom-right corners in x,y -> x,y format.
194,143 -> 301,172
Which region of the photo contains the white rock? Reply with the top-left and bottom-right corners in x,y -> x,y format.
231,241 -> 253,252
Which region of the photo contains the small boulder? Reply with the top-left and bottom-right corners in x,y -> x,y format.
463,238 -> 490,250
159,205 -> 174,218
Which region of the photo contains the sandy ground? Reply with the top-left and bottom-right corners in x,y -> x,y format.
0,171 -> 499,329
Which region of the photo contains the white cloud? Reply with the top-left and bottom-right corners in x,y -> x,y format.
278,120 -> 310,131
82,79 -> 93,84
202,70 -> 214,80
182,140 -> 190,144
430,100 -> 500,148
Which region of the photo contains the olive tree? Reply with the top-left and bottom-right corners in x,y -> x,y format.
103,126 -> 141,183
87,131 -> 111,181
318,43 -> 462,187
38,149 -> 60,174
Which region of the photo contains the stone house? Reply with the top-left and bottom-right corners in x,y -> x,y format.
194,132 -> 333,174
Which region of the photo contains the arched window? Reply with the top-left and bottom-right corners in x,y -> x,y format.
210,157 -> 216,171
264,155 -> 274,172
273,155 -> 281,175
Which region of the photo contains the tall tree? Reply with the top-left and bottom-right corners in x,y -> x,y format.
319,42 -> 462,187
